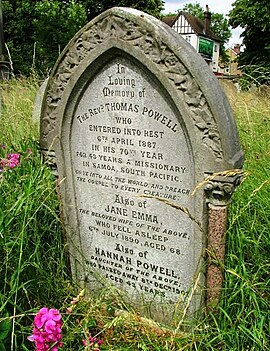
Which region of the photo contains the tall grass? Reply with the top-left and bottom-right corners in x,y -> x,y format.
0,78 -> 74,350
213,81 -> 270,350
0,78 -> 269,350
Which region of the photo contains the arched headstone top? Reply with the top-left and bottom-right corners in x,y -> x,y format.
40,7 -> 243,170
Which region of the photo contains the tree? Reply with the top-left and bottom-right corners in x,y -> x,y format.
182,2 -> 231,64
229,0 -> 270,79
78,0 -> 164,21
33,1 -> 87,75
3,0 -> 87,76
3,0 -> 164,76
3,0 -> 37,75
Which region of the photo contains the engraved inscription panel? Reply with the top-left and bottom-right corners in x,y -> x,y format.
70,56 -> 197,304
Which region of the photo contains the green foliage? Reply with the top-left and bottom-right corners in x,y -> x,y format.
78,0 -> 164,20
0,78 -> 74,349
3,0 -> 164,77
229,0 -> 270,83
182,2 -> 231,63
182,2 -> 204,16
3,0 -> 36,76
222,85 -> 270,349
0,316 -> 11,351
3,0 -> 87,76
32,0 -> 87,75
239,65 -> 270,90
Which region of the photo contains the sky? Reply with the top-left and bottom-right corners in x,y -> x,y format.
162,0 -> 243,47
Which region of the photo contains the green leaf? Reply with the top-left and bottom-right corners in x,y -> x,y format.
86,318 -> 97,329
0,318 -> 11,341
0,341 -> 6,351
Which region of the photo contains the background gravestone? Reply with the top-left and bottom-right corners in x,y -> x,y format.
40,7 -> 243,323
32,78 -> 48,122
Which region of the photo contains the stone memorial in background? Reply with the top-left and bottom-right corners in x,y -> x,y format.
32,78 -> 48,122
39,7 -> 243,323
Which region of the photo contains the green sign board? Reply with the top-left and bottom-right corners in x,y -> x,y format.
198,37 -> 214,59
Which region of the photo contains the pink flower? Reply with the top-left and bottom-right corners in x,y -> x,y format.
82,335 -> 103,350
66,307 -> 72,314
28,307 -> 63,351
7,153 -> 20,168
7,153 -> 20,160
0,152 -> 20,172
0,158 -> 6,167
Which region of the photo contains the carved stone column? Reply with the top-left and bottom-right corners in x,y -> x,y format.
42,149 -> 58,177
204,172 -> 242,310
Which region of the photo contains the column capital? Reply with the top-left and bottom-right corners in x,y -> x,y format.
204,171 -> 243,207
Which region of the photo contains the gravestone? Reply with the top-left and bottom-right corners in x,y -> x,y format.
40,8 -> 243,323
32,78 -> 49,122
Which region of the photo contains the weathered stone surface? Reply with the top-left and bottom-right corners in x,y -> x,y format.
40,7 -> 243,323
32,78 -> 48,122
